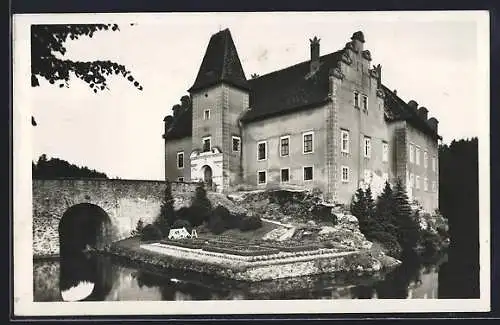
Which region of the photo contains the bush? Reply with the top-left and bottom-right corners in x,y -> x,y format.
140,224 -> 163,241
208,213 -> 226,235
239,215 -> 263,231
171,219 -> 192,232
130,219 -> 144,237
310,205 -> 334,223
368,231 -> 402,258
188,185 -> 212,226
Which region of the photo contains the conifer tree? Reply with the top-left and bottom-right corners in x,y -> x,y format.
156,181 -> 176,236
393,177 -> 420,254
376,181 -> 398,237
350,187 -> 367,221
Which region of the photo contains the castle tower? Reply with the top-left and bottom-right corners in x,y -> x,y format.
187,28 -> 250,192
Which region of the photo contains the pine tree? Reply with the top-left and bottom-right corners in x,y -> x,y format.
376,181 -> 398,237
365,186 -> 376,218
393,177 -> 420,254
350,188 -> 366,220
188,182 -> 213,226
156,181 -> 176,236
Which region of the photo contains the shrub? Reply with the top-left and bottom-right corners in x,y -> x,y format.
188,184 -> 212,226
175,206 -> 190,221
310,204 -> 334,223
239,215 -> 263,231
208,213 -> 226,235
130,219 -> 144,237
368,231 -> 402,258
140,224 -> 163,241
171,219 -> 192,232
212,205 -> 233,226
419,229 -> 443,253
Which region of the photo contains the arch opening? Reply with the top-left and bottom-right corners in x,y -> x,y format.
58,203 -> 114,301
58,203 -> 112,256
202,165 -> 213,190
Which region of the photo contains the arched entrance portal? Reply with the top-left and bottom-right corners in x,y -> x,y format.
202,165 -> 213,190
58,203 -> 112,256
58,203 -> 114,301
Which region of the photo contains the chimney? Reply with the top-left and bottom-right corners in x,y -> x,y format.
418,107 -> 429,120
309,36 -> 320,73
163,115 -> 173,135
180,95 -> 191,110
428,117 -> 439,133
408,100 -> 418,111
172,104 -> 181,118
351,31 -> 365,52
393,89 -> 397,95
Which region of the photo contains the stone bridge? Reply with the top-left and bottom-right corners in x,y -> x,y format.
32,179 -> 198,257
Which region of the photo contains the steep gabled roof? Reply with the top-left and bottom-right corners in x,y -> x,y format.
188,28 -> 249,93
382,85 -> 442,140
241,51 -> 342,123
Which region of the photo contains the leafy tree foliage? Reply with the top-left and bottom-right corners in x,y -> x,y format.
31,24 -> 143,92
32,154 -> 107,179
437,137 -> 479,298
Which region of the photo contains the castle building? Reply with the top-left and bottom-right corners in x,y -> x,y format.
163,29 -> 441,212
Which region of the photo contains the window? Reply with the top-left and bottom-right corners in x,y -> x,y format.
178,177 -> 184,182
280,136 -> 290,157
257,141 -> 267,161
432,157 -> 436,172
257,171 -> 267,185
364,136 -> 371,158
177,152 -> 184,169
415,146 -> 421,165
281,168 -> 290,183
410,173 -> 414,187
203,109 -> 210,120
341,129 -> 350,153
354,91 -> 360,108
303,166 -> 313,181
409,143 -> 414,163
424,151 -> 428,168
341,166 -> 350,183
424,177 -> 428,191
382,141 -> 389,162
303,132 -> 314,154
232,136 -> 241,152
432,181 -> 436,192
202,137 -> 211,152
416,175 -> 420,189
362,95 -> 368,110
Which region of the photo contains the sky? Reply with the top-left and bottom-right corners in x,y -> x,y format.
15,11 -> 488,180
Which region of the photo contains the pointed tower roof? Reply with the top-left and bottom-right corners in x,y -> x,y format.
188,28 -> 249,93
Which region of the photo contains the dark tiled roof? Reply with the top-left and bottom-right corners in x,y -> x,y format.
241,51 -> 342,123
163,106 -> 192,141
188,29 -> 249,93
381,85 -> 442,140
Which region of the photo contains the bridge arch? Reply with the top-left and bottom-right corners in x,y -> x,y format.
58,203 -> 112,256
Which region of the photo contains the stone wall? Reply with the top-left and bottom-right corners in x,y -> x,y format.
32,179 -> 199,257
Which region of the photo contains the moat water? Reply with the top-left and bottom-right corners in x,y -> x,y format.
33,250 -> 476,301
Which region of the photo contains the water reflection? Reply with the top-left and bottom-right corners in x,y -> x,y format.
58,251 -> 115,301
33,250 -> 472,302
